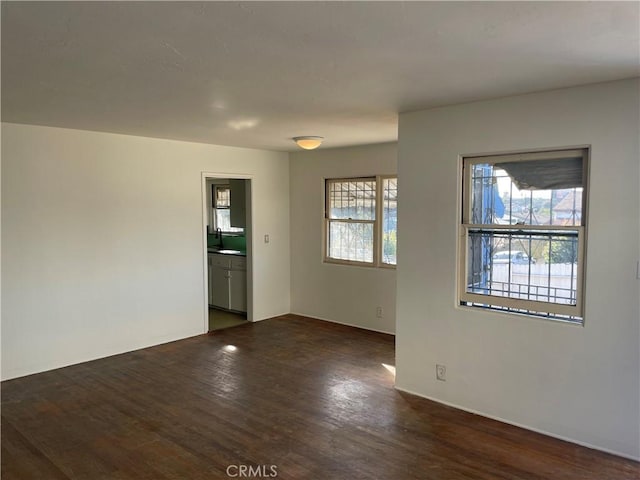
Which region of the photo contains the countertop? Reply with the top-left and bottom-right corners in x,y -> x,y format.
207,248 -> 246,257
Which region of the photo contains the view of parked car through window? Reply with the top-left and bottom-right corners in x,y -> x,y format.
491,251 -> 535,264
460,148 -> 587,322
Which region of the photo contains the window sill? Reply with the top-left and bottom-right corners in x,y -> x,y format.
323,258 -> 397,270
457,302 -> 584,326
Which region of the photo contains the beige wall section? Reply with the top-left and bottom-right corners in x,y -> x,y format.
289,143 -> 397,334
1,123 -> 290,380
396,78 -> 640,459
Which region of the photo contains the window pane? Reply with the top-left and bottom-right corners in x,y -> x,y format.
470,163 -> 583,227
328,221 -> 374,263
328,179 -> 376,220
382,178 -> 397,265
215,209 -> 244,233
462,150 -> 586,321
467,229 -> 579,306
215,187 -> 231,208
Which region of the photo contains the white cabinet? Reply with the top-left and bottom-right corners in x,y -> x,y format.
211,265 -> 229,309
208,254 -> 214,304
229,256 -> 247,312
229,269 -> 247,312
208,253 -> 247,313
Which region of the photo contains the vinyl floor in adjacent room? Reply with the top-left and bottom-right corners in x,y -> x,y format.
208,307 -> 247,332
2,314 -> 638,480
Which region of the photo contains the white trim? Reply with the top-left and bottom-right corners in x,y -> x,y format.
201,172 -> 254,333
463,148 -> 587,164
458,148 -> 588,321
2,331 -> 205,381
464,224 -> 582,232
323,174 -> 398,268
461,291 -> 581,317
289,311 -> 395,336
379,174 -> 398,268
578,147 -> 591,325
454,301 -> 585,327
393,386 -> 640,462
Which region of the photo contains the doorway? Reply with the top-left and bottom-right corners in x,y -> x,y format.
202,174 -> 253,332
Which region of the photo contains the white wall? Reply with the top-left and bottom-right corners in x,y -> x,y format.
290,143 -> 397,334
396,78 -> 640,459
1,123 -> 290,380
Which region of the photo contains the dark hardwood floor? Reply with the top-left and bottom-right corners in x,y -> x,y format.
2,314 -> 638,479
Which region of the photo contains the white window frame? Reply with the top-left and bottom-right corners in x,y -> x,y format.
459,148 -> 588,321
324,175 -> 397,268
212,185 -> 244,234
379,176 -> 398,268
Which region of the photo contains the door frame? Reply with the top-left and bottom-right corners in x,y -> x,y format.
201,172 -> 253,332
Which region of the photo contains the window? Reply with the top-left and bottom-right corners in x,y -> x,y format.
459,148 -> 588,322
381,177 -> 398,265
212,185 -> 244,233
325,176 -> 397,267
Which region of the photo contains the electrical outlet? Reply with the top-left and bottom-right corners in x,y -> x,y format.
436,364 -> 446,381
376,306 -> 383,318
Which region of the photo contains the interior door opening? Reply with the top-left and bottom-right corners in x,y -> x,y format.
202,174 -> 252,332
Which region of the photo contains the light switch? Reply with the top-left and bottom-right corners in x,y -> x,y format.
264,234 -> 270,244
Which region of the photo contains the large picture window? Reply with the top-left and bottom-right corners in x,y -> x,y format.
325,176 -> 397,267
459,148 -> 588,322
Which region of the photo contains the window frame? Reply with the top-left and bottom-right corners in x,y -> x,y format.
458,148 -> 589,321
324,175 -> 397,268
379,175 -> 398,268
211,185 -> 244,234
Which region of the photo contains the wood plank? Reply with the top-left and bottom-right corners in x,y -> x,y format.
2,314 -> 638,479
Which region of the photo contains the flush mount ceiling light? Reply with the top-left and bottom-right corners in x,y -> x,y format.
293,136 -> 323,150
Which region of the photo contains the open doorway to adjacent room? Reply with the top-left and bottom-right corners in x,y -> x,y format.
202,174 -> 253,332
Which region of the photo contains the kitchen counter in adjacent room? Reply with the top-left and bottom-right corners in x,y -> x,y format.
207,248 -> 246,256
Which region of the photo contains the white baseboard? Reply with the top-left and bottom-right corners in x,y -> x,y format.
1,328 -> 204,381
289,311 -> 395,336
394,386 -> 640,462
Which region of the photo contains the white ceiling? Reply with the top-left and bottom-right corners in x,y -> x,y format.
2,1 -> 638,152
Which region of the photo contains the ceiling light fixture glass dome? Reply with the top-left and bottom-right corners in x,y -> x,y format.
293,136 -> 324,150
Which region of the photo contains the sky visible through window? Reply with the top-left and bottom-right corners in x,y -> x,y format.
464,157 -> 584,321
